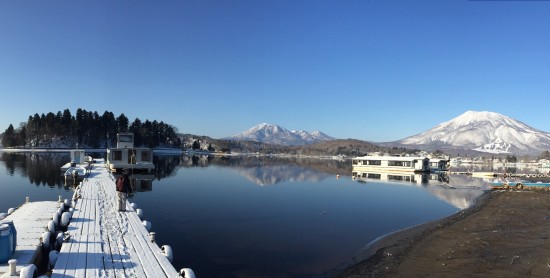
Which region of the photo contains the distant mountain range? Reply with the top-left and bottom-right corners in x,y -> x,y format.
392,111 -> 550,155
224,112 -> 550,156
9,110 -> 545,156
224,123 -> 335,146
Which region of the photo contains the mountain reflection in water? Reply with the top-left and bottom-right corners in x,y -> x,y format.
234,165 -> 331,185
1,152 -> 488,210
165,155 -> 487,209
1,152 -> 491,277
156,155 -> 351,186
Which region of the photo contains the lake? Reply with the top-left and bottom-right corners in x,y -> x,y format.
0,152 -> 488,277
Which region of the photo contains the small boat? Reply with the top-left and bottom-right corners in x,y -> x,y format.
64,166 -> 87,181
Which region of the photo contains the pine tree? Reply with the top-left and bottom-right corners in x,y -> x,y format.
192,140 -> 201,150
1,124 -> 15,147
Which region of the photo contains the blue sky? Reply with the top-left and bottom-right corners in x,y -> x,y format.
1,0 -> 549,142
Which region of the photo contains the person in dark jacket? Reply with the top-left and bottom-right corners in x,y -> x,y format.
116,170 -> 133,212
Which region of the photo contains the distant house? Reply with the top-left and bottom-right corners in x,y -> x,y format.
539,159 -> 550,168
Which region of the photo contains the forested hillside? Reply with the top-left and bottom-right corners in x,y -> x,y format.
288,139 -> 420,156
1,108 -> 181,148
1,109 -> 420,156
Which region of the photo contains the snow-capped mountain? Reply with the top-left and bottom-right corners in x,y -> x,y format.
396,111 -> 550,155
225,123 -> 335,146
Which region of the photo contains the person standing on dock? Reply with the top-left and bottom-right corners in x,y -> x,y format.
116,170 -> 133,212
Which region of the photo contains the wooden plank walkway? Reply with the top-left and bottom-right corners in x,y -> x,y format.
52,160 -> 179,278
0,201 -> 60,275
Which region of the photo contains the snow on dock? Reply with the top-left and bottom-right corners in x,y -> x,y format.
51,159 -> 190,278
0,200 -> 60,275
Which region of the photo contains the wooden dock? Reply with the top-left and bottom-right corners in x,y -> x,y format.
0,200 -> 60,275
51,159 -> 192,277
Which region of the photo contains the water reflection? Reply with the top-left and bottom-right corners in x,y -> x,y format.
153,154 -> 183,179
0,153 -> 491,210
1,152 -> 68,187
154,155 -> 488,208
0,153 -> 493,277
131,174 -> 154,192
425,174 -> 488,209
172,155 -> 351,186
112,173 -> 155,192
351,170 -> 489,210
234,164 -> 332,186
451,163 -> 550,175
0,152 -> 158,192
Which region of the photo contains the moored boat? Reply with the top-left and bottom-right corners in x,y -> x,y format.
60,149 -> 91,171
64,166 -> 87,182
352,155 -> 430,173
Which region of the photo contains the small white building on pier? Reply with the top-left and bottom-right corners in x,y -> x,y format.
106,133 -> 154,173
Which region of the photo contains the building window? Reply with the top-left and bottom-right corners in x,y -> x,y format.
367,160 -> 381,165
388,161 -> 402,167
142,150 -> 150,162
388,161 -> 411,167
119,134 -> 133,142
113,151 -> 122,161
388,175 -> 411,181
367,173 -> 381,179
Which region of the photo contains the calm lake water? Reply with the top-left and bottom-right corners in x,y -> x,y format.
0,152 -> 489,277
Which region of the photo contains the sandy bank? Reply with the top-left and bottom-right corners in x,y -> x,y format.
337,190 -> 550,277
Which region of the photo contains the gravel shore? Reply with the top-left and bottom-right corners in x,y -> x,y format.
336,189 -> 550,277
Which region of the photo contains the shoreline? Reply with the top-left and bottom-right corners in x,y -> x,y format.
336,189 -> 550,277
333,191 -> 493,277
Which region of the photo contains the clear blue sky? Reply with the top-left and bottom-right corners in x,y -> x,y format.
1,0 -> 549,142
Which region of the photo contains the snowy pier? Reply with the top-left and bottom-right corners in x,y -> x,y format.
51,159 -> 193,277
0,200 -> 60,276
